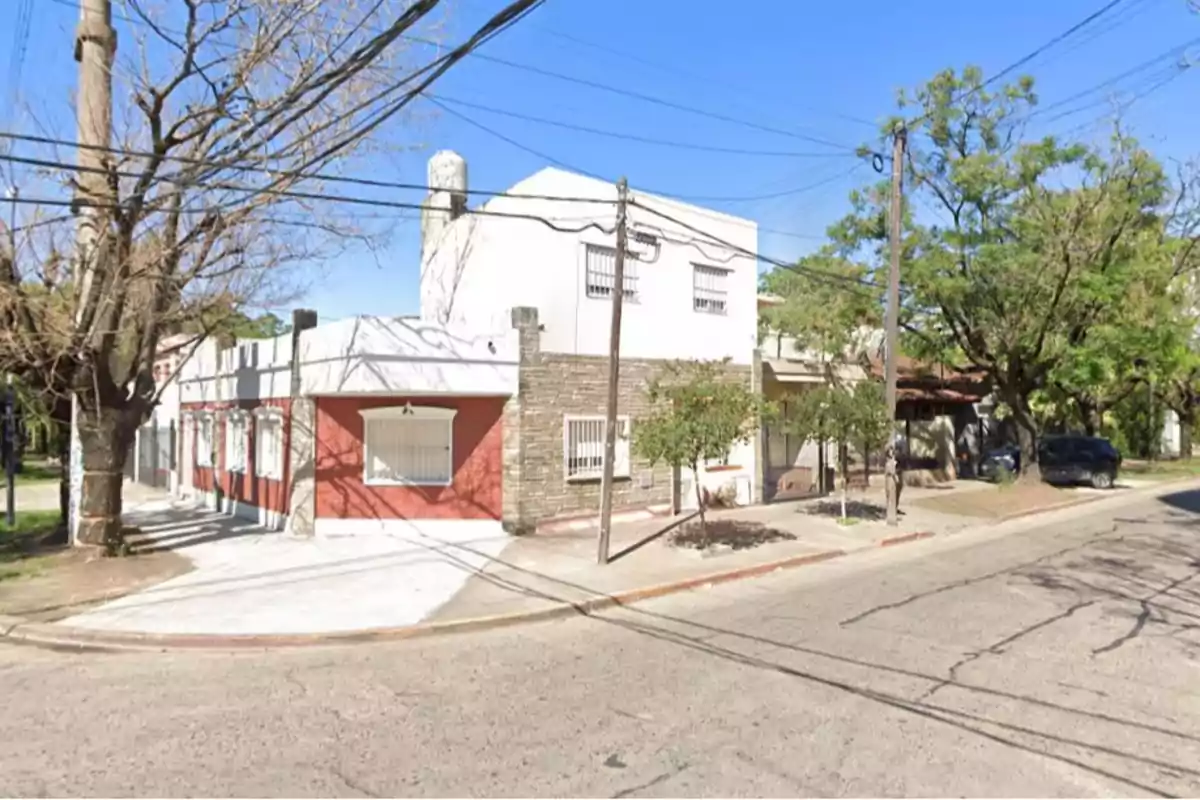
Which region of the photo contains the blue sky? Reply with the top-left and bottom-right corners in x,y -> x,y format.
3,0 -> 1198,320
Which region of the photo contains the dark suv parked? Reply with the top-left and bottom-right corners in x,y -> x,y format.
1038,434 -> 1122,489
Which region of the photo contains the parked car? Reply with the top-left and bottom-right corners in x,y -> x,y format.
979,445 -> 1021,481
1038,434 -> 1122,489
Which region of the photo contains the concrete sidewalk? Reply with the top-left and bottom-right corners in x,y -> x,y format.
6,477 -> 1190,648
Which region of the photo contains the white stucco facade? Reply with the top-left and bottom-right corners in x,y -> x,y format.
176,317 -> 519,404
421,167 -> 759,364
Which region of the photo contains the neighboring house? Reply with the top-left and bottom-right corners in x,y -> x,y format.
159,151 -> 762,538
175,313 -> 518,538
758,291 -> 993,494
126,332 -> 195,492
865,355 -> 992,482
421,152 -> 762,529
757,293 -> 870,500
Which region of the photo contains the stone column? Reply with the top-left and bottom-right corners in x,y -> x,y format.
284,309 -> 319,537
502,306 -> 540,535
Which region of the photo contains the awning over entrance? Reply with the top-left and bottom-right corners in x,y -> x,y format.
764,359 -> 825,385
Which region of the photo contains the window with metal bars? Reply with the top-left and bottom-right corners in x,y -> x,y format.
563,415 -> 630,481
360,406 -> 456,486
196,415 -> 214,467
254,409 -> 284,480
693,264 -> 730,314
585,244 -> 637,301
224,412 -> 248,473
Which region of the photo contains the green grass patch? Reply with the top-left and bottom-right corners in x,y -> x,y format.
836,517 -> 862,527
1123,460 -> 1200,478
14,460 -> 62,485
1,510 -> 64,581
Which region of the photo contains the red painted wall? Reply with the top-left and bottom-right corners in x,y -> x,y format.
314,396 -> 504,521
182,398 -> 291,515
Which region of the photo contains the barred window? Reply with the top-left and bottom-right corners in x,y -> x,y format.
563,415 -> 630,481
224,412 -> 248,473
254,408 -> 284,480
196,415 -> 214,467
361,406 -> 455,486
585,244 -> 637,301
693,264 -> 730,314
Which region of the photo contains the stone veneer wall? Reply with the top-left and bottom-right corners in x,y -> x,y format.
502,306 -> 754,533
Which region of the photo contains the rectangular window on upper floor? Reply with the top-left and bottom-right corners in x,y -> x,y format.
585,244 -> 638,302
693,264 -> 730,315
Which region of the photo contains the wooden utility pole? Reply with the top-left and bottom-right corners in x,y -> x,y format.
597,177 -> 629,565
69,0 -> 116,543
884,125 -> 907,528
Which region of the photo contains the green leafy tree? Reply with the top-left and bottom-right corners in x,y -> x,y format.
830,66 -> 1172,478
758,252 -> 881,368
633,360 -> 763,539
784,381 -> 890,521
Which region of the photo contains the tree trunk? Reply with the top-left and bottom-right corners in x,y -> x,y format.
1006,389 -> 1040,480
839,443 -> 848,521
1181,408 -> 1195,460
76,402 -> 135,554
1078,398 -> 1099,437
692,460 -> 706,548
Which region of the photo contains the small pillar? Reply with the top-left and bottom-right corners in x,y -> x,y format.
501,306 -> 540,534
284,309 -> 319,538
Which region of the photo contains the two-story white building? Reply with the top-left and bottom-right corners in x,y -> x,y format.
153,153 -> 763,538
420,153 -> 762,530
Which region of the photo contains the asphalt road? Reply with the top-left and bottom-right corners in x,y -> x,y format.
2,488 -> 1198,797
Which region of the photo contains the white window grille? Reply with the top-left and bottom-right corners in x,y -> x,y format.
585,244 -> 637,301
563,415 -> 630,481
254,409 -> 284,480
224,412 -> 248,473
693,264 -> 730,314
196,415 -> 214,467
360,405 -> 456,486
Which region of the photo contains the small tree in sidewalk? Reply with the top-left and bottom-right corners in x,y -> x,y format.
785,381 -> 890,522
632,359 -> 764,543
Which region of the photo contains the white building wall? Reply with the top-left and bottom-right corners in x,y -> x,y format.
176,317 -> 519,404
421,167 -> 759,364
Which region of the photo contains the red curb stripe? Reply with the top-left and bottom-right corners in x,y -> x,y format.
11,476 -> 1200,653
2,549 -> 849,652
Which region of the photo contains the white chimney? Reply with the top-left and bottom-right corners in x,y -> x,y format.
420,150 -> 468,263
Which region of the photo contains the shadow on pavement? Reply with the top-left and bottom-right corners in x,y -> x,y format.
399,502 -> 1200,797
124,506 -> 277,555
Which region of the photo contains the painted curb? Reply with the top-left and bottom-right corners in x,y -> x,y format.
4,474 -> 1197,653
0,546 -> 865,652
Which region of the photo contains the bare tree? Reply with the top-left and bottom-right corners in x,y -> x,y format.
0,0 -> 544,551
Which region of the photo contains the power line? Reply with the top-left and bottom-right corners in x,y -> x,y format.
41,0 -> 874,157
428,94 -> 860,158
0,133 -> 614,205
7,0 -> 34,111
408,36 -> 866,154
427,98 -> 869,204
1020,35 -> 1200,126
979,0 -> 1133,94
629,196 -> 885,294
905,0 -> 1135,128
4,191 -> 617,235
522,23 -> 879,130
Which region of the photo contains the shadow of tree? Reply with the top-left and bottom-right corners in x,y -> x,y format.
803,499 -> 892,520
669,519 -> 797,551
